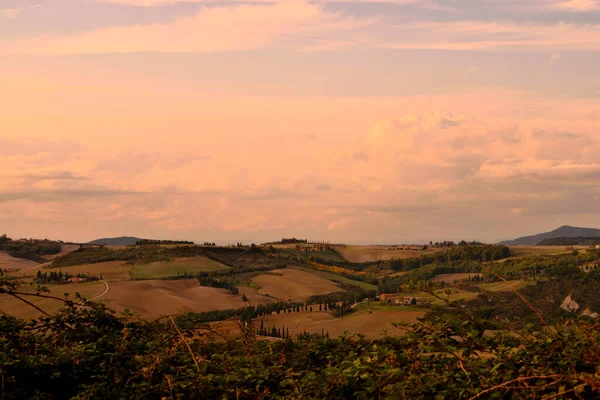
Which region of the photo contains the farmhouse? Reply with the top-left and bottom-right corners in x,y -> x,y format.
379,294 -> 419,305
379,293 -> 400,302
68,277 -> 86,283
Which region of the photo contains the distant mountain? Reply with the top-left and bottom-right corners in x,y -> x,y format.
88,237 -> 144,246
501,225 -> 600,246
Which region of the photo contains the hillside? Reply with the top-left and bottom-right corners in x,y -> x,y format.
87,236 -> 144,246
501,225 -> 600,245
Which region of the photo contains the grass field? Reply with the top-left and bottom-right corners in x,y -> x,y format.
44,261 -> 132,281
100,279 -> 273,319
256,307 -> 426,338
478,280 -> 530,292
332,245 -> 437,263
252,268 -> 343,301
0,281 -> 105,319
388,289 -> 480,305
508,246 -> 584,258
431,273 -> 483,283
292,266 -> 377,291
130,257 -> 229,279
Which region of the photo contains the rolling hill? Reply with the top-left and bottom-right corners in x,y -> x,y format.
87,236 -> 144,246
501,225 -> 600,245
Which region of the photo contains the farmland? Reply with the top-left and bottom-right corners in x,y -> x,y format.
44,261 -> 132,281
130,257 -> 229,279
292,265 -> 377,291
0,281 -> 105,319
332,245 -> 436,263
256,305 -> 426,338
99,279 -> 275,319
0,251 -> 40,272
251,268 -> 342,301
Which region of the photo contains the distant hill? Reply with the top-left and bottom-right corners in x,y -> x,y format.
88,237 -> 144,246
501,225 -> 600,246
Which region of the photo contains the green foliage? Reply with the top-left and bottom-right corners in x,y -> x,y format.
36,270 -> 101,284
0,289 -> 598,399
386,244 -> 511,272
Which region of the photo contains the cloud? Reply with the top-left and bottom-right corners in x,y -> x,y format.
94,152 -> 211,175
0,1 -> 364,55
377,21 -> 600,51
548,52 -> 561,66
0,137 -> 84,156
11,171 -> 89,181
552,0 -> 600,11
5,1 -> 600,55
0,5 -> 41,20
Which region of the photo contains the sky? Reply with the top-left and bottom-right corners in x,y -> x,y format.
1,0 -> 600,244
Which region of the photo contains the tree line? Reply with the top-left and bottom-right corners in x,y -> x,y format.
36,270 -> 101,284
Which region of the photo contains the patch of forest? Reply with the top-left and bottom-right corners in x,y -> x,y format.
0,234 -> 62,263
49,244 -> 294,272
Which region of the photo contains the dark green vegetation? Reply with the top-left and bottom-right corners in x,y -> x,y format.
0,278 -> 599,399
538,236 -> 600,246
177,301 -> 312,326
501,225 -> 600,245
0,234 -> 62,262
35,270 -> 101,284
136,239 -> 195,245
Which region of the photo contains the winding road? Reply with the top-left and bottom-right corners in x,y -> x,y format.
89,280 -> 110,301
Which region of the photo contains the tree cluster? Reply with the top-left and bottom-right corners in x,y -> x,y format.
36,270 -> 101,284
135,239 -> 195,245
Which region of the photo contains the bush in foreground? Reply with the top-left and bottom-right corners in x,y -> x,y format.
0,282 -> 599,399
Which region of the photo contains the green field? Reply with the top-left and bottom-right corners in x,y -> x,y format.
292,266 -> 377,291
353,302 -> 429,314
477,280 -> 531,292
387,289 -> 479,306
130,257 -> 229,279
508,246 -> 582,258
